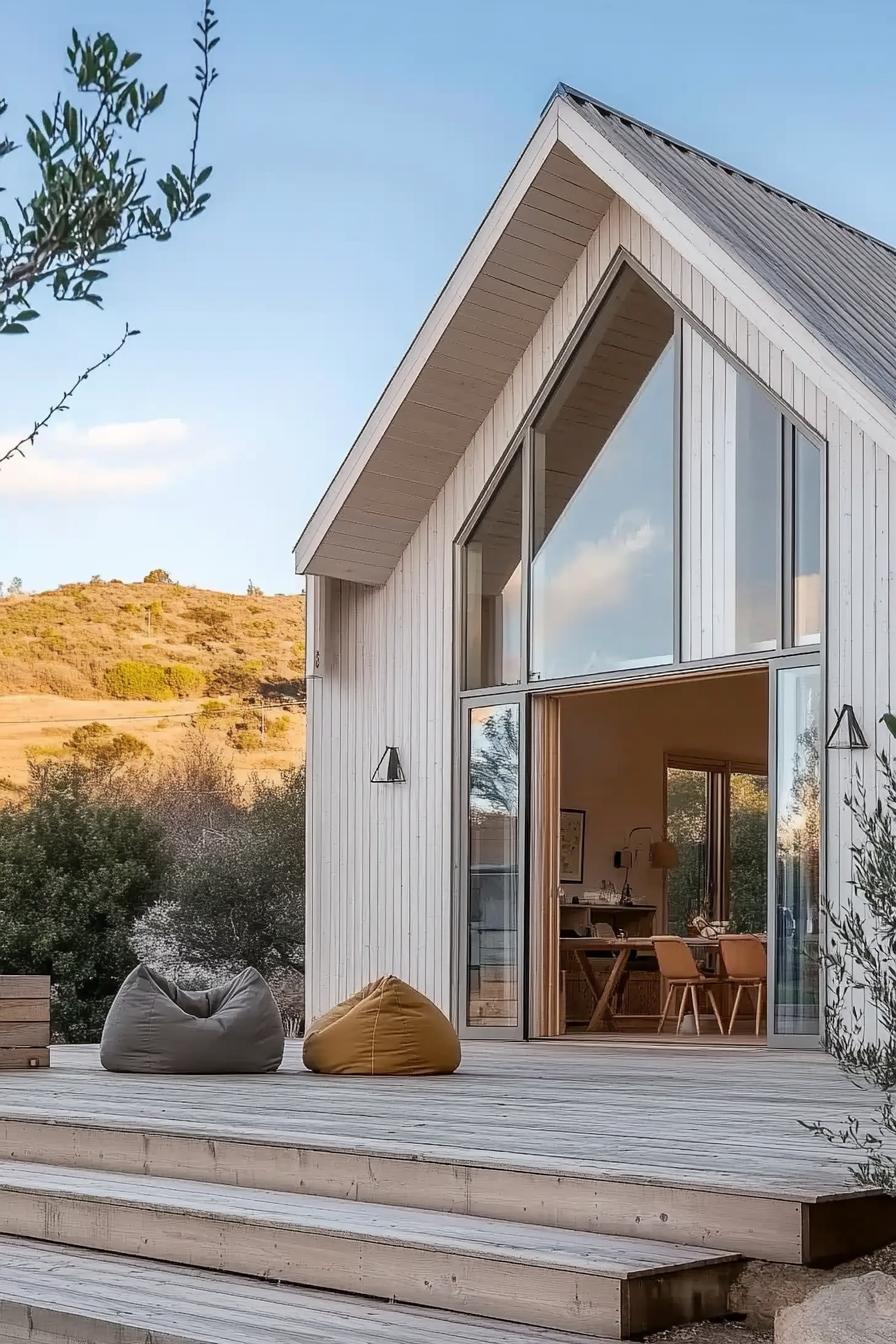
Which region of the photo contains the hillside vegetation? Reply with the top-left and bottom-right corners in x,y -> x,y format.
0,579 -> 305,790
0,579 -> 304,700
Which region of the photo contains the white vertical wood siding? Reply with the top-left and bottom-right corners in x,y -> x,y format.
305,198 -> 896,1027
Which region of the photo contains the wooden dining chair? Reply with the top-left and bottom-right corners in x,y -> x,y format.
718,934 -> 767,1036
652,936 -> 724,1035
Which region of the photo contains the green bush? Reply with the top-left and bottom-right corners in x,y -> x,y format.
0,764 -> 167,1041
105,660 -> 173,701
143,569 -> 174,584
144,767 -> 305,980
164,663 -> 206,697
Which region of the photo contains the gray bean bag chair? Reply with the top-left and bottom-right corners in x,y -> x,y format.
100,964 -> 284,1074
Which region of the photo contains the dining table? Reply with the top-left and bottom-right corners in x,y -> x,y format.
559,935 -> 726,1032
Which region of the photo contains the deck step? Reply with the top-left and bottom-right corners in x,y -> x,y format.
0,1113 -> 889,1264
0,1162 -> 739,1339
0,1237 -> 625,1344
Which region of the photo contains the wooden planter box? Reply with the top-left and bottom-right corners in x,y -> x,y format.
0,976 -> 50,1069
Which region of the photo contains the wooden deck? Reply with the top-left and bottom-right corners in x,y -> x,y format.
0,1040 -> 891,1340
0,1038 -> 880,1197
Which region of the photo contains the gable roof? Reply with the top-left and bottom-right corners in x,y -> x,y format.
562,87 -> 896,416
295,87 -> 896,584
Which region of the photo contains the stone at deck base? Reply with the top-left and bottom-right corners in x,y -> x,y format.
775,1271 -> 896,1343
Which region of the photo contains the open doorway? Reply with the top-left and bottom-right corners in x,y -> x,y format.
542,668 -> 771,1040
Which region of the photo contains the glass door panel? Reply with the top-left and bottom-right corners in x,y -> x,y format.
464,699 -> 524,1035
770,663 -> 821,1042
666,766 -> 709,934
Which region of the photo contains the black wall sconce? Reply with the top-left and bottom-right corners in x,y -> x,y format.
826,703 -> 868,750
371,746 -> 406,783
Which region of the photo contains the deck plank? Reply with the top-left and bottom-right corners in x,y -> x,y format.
0,1040 -> 885,1197
0,1238 -> 620,1343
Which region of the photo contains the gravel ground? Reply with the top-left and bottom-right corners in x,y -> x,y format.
647,1324 -> 771,1344
646,1242 -> 896,1344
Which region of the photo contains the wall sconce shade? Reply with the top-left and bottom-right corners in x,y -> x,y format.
826,704 -> 868,750
371,746 -> 406,783
649,839 -> 679,870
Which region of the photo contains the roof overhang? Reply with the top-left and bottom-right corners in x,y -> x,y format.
293,96 -> 615,584
295,92 -> 896,586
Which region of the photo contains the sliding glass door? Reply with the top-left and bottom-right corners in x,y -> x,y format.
460,695 -> 526,1038
768,660 -> 822,1045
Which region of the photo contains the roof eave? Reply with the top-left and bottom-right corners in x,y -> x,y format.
293,96 -> 565,575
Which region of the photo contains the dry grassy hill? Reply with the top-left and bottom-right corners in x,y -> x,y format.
0,578 -> 305,790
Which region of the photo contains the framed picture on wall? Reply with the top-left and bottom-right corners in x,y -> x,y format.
559,809 -> 585,884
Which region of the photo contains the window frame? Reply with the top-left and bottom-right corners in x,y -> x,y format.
454,249 -> 825,704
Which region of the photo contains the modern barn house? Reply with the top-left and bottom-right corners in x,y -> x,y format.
2,88 -> 895,1344
295,86 -> 896,1048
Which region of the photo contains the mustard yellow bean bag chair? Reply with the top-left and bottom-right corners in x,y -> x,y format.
302,975 -> 461,1076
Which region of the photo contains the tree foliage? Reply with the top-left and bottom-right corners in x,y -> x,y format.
469,707 -> 519,816
0,762 -> 166,1040
143,767 -> 305,979
805,720 -> 896,1190
0,5 -> 219,469
65,720 -> 151,770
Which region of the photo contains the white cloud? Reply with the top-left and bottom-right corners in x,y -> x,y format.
0,456 -> 174,497
536,511 -> 660,637
0,417 -> 193,497
53,417 -> 189,453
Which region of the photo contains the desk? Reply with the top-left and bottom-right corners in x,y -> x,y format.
559,937 -> 720,1032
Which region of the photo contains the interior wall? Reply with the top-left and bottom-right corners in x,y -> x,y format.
558,671 -> 767,924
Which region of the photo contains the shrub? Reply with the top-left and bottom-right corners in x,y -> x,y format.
227,725 -> 263,752
164,663 -> 206,697
265,714 -> 291,742
196,698 -> 227,721
0,763 -> 167,1041
190,604 -> 231,638
807,715 -> 896,1190
66,722 -> 151,769
105,661 -> 173,701
39,631 -> 66,655
142,767 -> 305,980
143,569 -> 175,584
208,661 -> 258,697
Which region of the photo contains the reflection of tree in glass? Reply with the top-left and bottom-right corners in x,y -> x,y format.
470,709 -> 519,816
778,722 -> 820,862
666,768 -> 708,934
729,772 -> 768,933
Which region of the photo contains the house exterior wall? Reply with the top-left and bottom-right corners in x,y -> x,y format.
304,195 -> 896,1028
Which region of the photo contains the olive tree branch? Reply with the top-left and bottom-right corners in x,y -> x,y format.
0,323 -> 137,468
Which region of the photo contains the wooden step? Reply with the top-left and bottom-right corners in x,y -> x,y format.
0,1237 -> 619,1344
0,1162 -> 739,1338
0,1113 -> 887,1264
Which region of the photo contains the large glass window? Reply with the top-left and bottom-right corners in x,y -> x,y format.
773,665 -> 821,1036
666,760 -> 768,936
734,373 -> 780,652
463,454 -> 522,690
793,430 -> 822,646
467,702 -> 521,1028
530,272 -> 675,681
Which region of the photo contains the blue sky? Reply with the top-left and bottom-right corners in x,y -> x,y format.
1,0 -> 894,596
